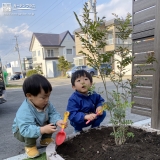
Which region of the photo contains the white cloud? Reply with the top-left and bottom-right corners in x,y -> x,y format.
0,24 -> 32,64
97,0 -> 132,20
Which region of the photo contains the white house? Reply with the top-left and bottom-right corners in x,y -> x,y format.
23,56 -> 33,71
29,30 -> 75,78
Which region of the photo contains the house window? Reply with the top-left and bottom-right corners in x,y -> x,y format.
51,50 -> 54,57
66,49 -> 72,54
47,50 -> 50,57
116,36 -> 123,44
106,33 -> 113,44
74,59 -> 84,66
38,51 -> 40,56
80,34 -> 85,46
46,49 -> 54,57
74,59 -> 79,66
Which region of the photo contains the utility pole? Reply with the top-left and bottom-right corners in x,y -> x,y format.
14,35 -> 23,78
93,0 -> 97,22
88,0 -> 97,22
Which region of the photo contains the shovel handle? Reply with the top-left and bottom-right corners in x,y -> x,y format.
62,111 -> 69,129
86,110 -> 102,124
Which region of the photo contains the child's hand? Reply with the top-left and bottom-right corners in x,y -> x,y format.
96,106 -> 103,115
40,124 -> 57,134
56,120 -> 68,128
84,113 -> 97,121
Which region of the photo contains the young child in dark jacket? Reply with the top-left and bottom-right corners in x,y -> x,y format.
67,70 -> 106,132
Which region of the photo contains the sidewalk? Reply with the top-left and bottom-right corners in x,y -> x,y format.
4,148 -> 46,160
5,118 -> 152,160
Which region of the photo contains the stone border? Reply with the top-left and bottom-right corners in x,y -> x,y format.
46,132 -> 81,160
46,142 -> 64,160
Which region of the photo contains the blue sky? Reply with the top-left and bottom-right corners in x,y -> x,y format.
0,0 -> 132,65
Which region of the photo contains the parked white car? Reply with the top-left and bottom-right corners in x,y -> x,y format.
66,65 -> 96,78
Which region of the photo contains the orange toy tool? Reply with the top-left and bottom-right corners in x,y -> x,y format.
86,110 -> 102,124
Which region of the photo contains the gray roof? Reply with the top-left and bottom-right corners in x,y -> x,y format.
30,30 -> 74,49
105,19 -> 132,26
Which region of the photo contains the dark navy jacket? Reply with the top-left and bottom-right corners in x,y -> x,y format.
67,91 -> 104,124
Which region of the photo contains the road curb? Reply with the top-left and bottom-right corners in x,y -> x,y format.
4,148 -> 46,160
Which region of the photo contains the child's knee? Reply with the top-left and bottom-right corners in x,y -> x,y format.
14,130 -> 25,142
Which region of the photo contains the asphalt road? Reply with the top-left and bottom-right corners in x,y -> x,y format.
0,77 -> 149,159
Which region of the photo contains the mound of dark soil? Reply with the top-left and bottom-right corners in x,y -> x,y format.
57,126 -> 160,160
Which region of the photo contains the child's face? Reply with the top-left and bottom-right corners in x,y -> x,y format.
72,76 -> 92,94
27,88 -> 51,110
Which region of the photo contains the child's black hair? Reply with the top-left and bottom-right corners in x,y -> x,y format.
23,74 -> 52,96
71,70 -> 93,86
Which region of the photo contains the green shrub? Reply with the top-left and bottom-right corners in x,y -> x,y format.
26,70 -> 38,77
58,56 -> 71,76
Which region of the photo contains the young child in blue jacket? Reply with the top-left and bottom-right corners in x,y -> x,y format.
12,74 -> 66,158
67,70 -> 106,132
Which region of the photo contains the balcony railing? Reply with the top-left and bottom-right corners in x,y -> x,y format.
44,55 -> 59,60
115,38 -> 132,44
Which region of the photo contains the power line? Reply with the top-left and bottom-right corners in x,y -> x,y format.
0,44 -> 14,46
1,48 -> 14,58
20,0 -> 64,34
1,44 -> 31,59
49,0 -> 88,32
38,0 -> 83,32
47,13 -> 76,33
